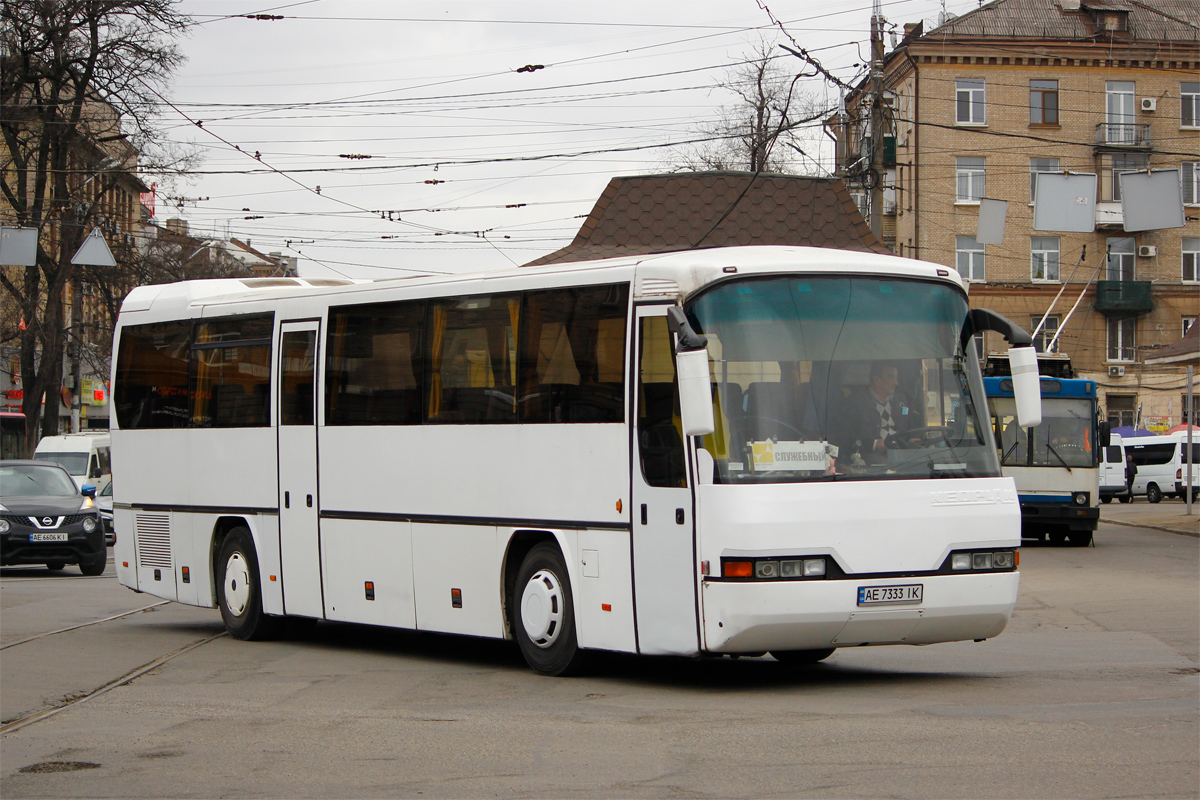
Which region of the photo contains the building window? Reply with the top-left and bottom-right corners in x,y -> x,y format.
1106,237 -> 1136,281
1031,236 -> 1060,282
1106,394 -> 1136,428
1183,238 -> 1199,283
1100,152 -> 1149,202
1183,316 -> 1196,336
1031,315 -> 1060,353
1183,82 -> 1200,129
1107,317 -> 1136,362
955,235 -> 985,282
1183,162 -> 1199,205
956,79 -> 986,125
1030,157 -> 1060,202
1030,80 -> 1059,125
956,156 -> 986,203
1105,81 -> 1135,144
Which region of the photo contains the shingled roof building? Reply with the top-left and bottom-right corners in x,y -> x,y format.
835,0 -> 1199,429
524,172 -> 888,267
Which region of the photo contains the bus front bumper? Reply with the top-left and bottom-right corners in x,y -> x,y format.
700,571 -> 1019,654
1019,500 -> 1099,532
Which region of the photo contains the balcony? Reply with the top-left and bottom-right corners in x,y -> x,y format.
1094,280 -> 1153,316
1095,122 -> 1150,149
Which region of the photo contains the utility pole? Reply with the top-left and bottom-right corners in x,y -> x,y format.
868,0 -> 886,241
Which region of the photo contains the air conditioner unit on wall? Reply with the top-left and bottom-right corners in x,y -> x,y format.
1109,365 -> 1126,378
1138,245 -> 1157,257
1141,97 -> 1156,112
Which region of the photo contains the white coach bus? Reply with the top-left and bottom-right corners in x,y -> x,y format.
110,245 -> 1042,675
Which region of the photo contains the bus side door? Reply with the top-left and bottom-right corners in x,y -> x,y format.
630,306 -> 700,655
277,320 -> 325,617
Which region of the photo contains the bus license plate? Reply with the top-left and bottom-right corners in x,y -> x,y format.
31,533 -> 68,542
858,584 -> 923,606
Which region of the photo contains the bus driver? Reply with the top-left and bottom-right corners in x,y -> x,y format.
837,361 -> 919,464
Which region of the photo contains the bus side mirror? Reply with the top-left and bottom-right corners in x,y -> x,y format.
1008,346 -> 1042,429
666,307 -> 715,437
1098,420 -> 1112,448
964,309 -> 1042,429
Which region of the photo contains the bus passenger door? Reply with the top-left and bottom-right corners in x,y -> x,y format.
630,306 -> 700,655
277,320 -> 324,618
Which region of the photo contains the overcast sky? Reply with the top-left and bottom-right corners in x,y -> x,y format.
156,0 -> 985,279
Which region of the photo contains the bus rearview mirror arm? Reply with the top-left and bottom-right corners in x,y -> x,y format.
966,309 -> 1042,429
666,307 -> 716,437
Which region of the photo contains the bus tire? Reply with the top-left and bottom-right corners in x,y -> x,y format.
1067,531 -> 1092,547
1146,484 -> 1162,504
772,648 -> 835,665
1118,493 -> 1132,504
79,555 -> 107,576
512,542 -> 587,676
217,528 -> 277,641
1048,531 -> 1067,546
1100,495 -> 1112,504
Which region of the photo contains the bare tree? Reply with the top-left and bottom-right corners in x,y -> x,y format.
0,0 -> 189,453
669,42 -> 829,175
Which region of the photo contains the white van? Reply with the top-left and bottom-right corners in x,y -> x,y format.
1099,434 -> 1127,503
1126,432 -> 1200,503
33,433 -> 112,491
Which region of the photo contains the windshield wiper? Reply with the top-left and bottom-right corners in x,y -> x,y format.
1043,443 -> 1073,473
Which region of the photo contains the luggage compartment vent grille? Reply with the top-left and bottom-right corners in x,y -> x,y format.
135,514 -> 172,569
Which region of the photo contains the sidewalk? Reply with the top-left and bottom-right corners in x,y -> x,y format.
1100,498 -> 1200,537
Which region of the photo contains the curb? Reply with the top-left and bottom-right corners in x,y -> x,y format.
1103,518 -> 1200,538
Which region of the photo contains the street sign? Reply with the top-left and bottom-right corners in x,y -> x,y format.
71,228 -> 116,267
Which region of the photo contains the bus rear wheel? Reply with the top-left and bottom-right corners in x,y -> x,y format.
772,648 -> 835,665
217,527 -> 277,641
512,543 -> 587,676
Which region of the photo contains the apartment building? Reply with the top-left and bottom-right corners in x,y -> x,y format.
837,0 -> 1199,428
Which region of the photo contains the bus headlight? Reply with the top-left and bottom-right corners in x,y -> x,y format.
1072,492 -> 1089,506
948,549 -> 1017,571
725,557 -> 828,580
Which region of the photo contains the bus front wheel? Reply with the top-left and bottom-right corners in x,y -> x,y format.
217,528 -> 277,641
512,543 -> 587,676
1146,484 -> 1162,504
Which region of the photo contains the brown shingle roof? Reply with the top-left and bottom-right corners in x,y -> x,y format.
523,172 -> 888,267
918,0 -> 1200,42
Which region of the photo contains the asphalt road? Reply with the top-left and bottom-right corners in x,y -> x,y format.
1,520 -> 1197,799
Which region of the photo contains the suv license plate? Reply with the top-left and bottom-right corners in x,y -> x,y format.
858,584 -> 923,606
31,532 -> 69,542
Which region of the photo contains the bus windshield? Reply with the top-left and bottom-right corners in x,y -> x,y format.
991,396 -> 1094,469
687,275 -> 998,483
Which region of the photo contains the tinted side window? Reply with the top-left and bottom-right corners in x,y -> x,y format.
518,284 -> 628,423
427,295 -> 518,424
1129,444 -> 1175,465
114,321 -> 192,429
190,315 -> 273,428
326,301 -> 425,425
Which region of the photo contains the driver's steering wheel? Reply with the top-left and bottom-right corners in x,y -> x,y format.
885,425 -> 952,450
